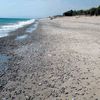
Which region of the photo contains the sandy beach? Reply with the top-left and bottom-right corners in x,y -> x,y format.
0,16 -> 100,100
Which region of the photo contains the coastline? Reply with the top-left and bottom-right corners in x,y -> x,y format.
0,16 -> 100,100
0,20 -> 38,89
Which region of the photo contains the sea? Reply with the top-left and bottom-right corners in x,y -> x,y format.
0,18 -> 35,38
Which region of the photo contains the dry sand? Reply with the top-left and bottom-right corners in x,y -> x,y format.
1,16 -> 100,100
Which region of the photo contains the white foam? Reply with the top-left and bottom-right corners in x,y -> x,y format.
26,22 -> 38,33
0,19 -> 35,38
16,34 -> 28,40
0,33 -> 8,38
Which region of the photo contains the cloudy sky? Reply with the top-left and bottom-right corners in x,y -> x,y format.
0,0 -> 100,18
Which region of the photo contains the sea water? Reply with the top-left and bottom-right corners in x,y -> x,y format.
0,18 -> 35,75
0,54 -> 10,76
0,18 -> 35,38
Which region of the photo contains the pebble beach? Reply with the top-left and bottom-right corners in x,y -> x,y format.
0,16 -> 100,100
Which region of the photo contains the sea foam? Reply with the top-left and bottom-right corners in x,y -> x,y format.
0,19 -> 35,38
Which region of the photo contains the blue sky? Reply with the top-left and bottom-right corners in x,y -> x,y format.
0,0 -> 100,18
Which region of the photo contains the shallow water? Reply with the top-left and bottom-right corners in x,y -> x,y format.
0,54 -> 10,75
15,34 -> 28,40
26,22 -> 38,33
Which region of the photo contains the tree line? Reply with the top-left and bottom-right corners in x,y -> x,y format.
63,6 -> 100,16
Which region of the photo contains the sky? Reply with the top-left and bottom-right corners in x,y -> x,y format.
0,0 -> 100,18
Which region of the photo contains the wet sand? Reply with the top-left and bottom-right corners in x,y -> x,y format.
0,16 -> 100,100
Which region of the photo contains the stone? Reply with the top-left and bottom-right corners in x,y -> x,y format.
2,98 -> 6,100
60,87 -> 65,93
72,98 -> 75,100
65,92 -> 69,94
25,96 -> 30,100
39,83 -> 42,86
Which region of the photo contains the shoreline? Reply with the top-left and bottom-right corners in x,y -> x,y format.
0,16 -> 100,100
0,20 -> 38,89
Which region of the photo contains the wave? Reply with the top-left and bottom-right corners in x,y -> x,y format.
26,21 -> 38,33
0,19 -> 35,38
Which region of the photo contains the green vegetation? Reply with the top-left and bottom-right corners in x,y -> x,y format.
63,6 -> 100,16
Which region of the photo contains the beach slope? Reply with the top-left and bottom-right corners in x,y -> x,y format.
1,16 -> 100,100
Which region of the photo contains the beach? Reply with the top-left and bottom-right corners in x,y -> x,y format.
0,16 -> 100,100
